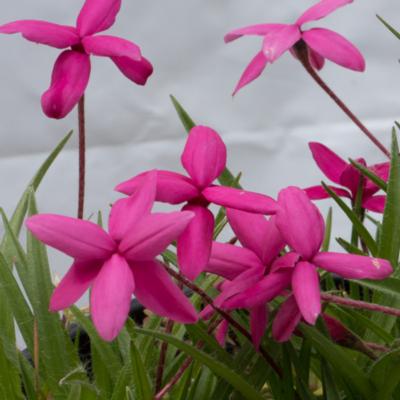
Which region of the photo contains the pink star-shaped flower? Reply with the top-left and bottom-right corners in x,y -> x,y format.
0,0 -> 153,119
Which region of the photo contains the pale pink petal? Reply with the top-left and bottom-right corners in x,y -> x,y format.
215,320 -> 229,347
250,304 -> 268,349
313,252 -> 393,279
227,209 -> 284,266
49,260 -> 102,311
115,170 -> 199,204
362,195 -> 386,213
276,187 -> 324,259
41,50 -> 90,119
0,20 -> 79,49
270,252 -> 300,273
292,261 -> 321,324
82,35 -> 141,61
109,170 -> 156,242
203,186 -> 278,215
77,0 -> 121,37
232,51 -> 268,95
26,214 -> 115,260
296,0 -> 353,25
262,24 -> 301,62
131,260 -> 198,323
90,254 -> 135,341
181,126 -> 227,188
272,295 -> 302,343
111,56 -> 154,85
309,142 -> 347,184
302,28 -> 365,71
308,48 -> 325,70
224,23 -> 287,43
177,205 -> 214,280
304,185 -> 351,200
205,242 -> 263,280
120,211 -> 194,261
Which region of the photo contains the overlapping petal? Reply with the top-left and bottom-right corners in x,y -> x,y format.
304,185 -> 351,200
111,56 -> 154,85
272,295 -> 301,343
297,0 -> 353,26
362,195 -> 386,213
224,23 -> 287,43
250,304 -> 268,349
308,48 -> 325,70
215,320 -> 229,346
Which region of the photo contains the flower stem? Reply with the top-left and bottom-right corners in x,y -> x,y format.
77,95 -> 86,219
293,41 -> 390,159
155,319 -> 174,392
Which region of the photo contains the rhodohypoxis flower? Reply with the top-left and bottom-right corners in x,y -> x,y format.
305,142 -> 389,213
224,187 -> 392,325
225,0 -> 365,94
26,172 -> 197,341
116,126 -> 278,280
0,0 -> 153,118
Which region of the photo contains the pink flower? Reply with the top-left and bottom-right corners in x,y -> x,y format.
25,172 -> 197,341
305,142 -> 389,213
225,0 -> 365,94
116,126 -> 278,280
0,0 -> 153,119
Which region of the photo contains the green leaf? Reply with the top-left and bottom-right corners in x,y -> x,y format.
322,207 -> 333,251
336,237 -> 365,255
377,15 -> 400,40
354,278 -> 400,301
349,159 -> 387,192
130,341 -> 153,400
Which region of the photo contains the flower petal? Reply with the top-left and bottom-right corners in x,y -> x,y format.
339,160 -> 364,197
302,28 -> 365,71
26,214 -> 115,260
109,170 -> 156,242
270,252 -> 300,273
232,51 -> 268,95
120,211 -> 194,261
77,0 -> 121,37
91,254 -> 134,341
276,187 -> 324,259
364,162 -> 390,196
0,20 -> 79,49
203,186 -> 278,215
272,295 -> 302,343
308,48 -> 325,70
82,35 -> 141,61
250,304 -> 268,349
224,23 -> 287,43
292,261 -> 321,324
111,56 -> 154,85
181,126 -> 227,188
215,320 -> 229,347
41,50 -> 91,119
177,205 -> 214,280
49,259 -> 102,311
313,252 -> 393,279
115,170 -> 199,204
262,24 -> 301,62
296,0 -> 353,25
304,185 -> 351,200
362,195 -> 386,213
131,260 -> 198,323
227,209 -> 284,265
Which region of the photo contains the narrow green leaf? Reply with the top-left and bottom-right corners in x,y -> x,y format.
377,15 -> 400,40
130,341 -> 153,400
336,237 -> 365,255
349,159 -> 387,192
322,207 -> 333,251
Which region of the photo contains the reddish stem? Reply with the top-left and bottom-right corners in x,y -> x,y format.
77,96 -> 86,219
155,319 -> 175,392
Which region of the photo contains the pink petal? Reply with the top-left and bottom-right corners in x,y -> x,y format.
309,142 -> 347,185
232,51 -> 268,95
308,48 -> 325,70
304,185 -> 351,200
109,170 -> 156,242
227,209 -> 284,266
120,211 -> 194,261
111,55 -> 154,86
77,0 -> 121,37
41,50 -> 90,119
292,261 -> 321,324
276,187 -> 324,259
177,205 -> 214,280
224,23 -> 287,43
272,295 -> 302,343
26,214 -> 115,260
0,20 -> 79,49
215,320 -> 229,347
131,260 -> 198,323
82,35 -> 141,61
339,161 -> 363,198
302,28 -> 365,72
199,304 -> 214,321
115,170 -> 199,204
362,195 -> 386,213
364,162 -> 390,195
205,242 -> 263,280
250,304 -> 268,349
181,126 -> 227,188
91,254 -> 134,341
203,186 -> 278,215
49,260 -> 102,311
262,24 -> 301,62
313,252 -> 393,279
270,252 -> 300,273
296,0 -> 353,26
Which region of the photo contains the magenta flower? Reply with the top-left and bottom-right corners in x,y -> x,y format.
116,126 -> 278,280
225,0 -> 365,94
0,0 -> 153,119
26,172 -> 197,341
305,142 -> 389,213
